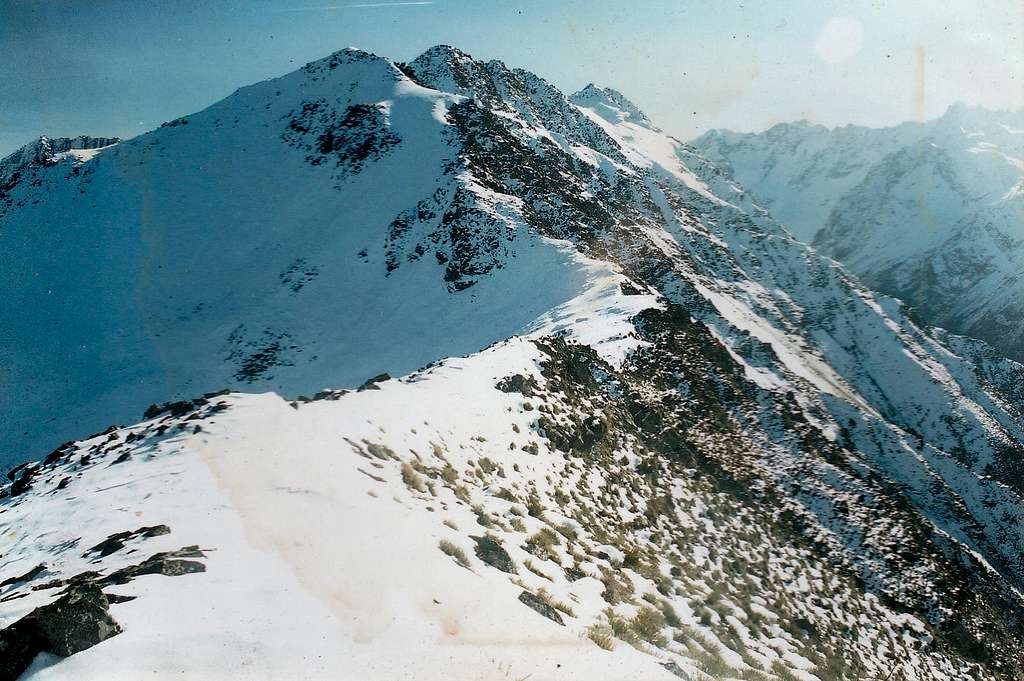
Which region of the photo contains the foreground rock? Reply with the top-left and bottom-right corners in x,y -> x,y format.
0,584 -> 121,681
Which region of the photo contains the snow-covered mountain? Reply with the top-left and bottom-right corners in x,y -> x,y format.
692,105 -> 1024,362
2,46 -> 1024,680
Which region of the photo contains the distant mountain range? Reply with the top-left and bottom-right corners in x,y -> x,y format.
2,46 -> 1023,680
693,104 -> 1024,362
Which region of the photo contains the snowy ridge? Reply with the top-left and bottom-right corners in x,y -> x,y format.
2,46 -> 1024,679
1,346 -> 999,681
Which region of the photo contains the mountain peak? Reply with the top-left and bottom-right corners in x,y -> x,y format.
570,84 -> 652,127
406,44 -> 506,98
297,46 -> 401,84
304,45 -> 384,66
942,100 -> 975,117
938,100 -> 986,127
413,43 -> 476,66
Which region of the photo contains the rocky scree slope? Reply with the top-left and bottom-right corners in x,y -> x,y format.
692,106 -> 1024,362
2,46 -> 1024,680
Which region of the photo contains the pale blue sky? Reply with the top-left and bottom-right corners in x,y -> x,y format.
1,0 -> 1021,155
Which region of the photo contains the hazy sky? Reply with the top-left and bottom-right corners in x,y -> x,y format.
1,0 -> 1022,156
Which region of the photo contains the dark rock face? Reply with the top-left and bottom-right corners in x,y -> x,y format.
143,393 -> 229,421
282,100 -> 400,180
494,374 -> 538,397
13,547 -> 207,603
619,281 -> 645,296
0,546 -> 207,679
224,326 -> 298,383
517,590 -> 564,626
143,400 -> 196,420
563,566 -> 585,582
5,462 -> 29,482
661,661 -> 692,679
0,618 -> 40,680
0,584 -> 121,681
0,564 -> 47,589
84,525 -> 171,559
100,546 -> 206,586
382,53 -> 654,292
407,46 -> 627,163
472,535 -> 516,573
8,464 -> 38,497
536,412 -> 607,454
279,257 -> 320,293
30,585 -> 121,656
357,373 -> 391,391
42,442 -> 75,467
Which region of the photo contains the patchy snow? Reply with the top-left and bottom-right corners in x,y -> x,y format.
1,381 -> 679,680
4,333 -> 989,680
691,279 -> 865,407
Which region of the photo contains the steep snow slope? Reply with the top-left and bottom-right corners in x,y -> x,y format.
0,52 -> 604,464
3,45 -> 1024,679
692,105 -> 1024,361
